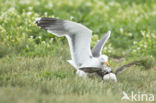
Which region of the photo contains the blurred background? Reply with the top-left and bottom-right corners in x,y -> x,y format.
0,0 -> 156,103
0,0 -> 156,58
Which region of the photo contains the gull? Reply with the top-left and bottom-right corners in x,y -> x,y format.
36,17 -> 117,82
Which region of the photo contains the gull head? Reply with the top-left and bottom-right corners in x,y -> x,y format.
98,54 -> 112,74
99,55 -> 110,67
98,55 -> 117,82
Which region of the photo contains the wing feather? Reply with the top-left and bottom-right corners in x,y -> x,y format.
92,31 -> 111,57
36,17 -> 92,68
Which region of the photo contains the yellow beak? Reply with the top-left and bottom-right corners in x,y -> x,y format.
105,61 -> 110,66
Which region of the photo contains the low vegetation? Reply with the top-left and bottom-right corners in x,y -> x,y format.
0,0 -> 156,102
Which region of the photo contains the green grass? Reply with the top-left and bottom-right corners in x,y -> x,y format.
0,55 -> 156,103
0,0 -> 156,103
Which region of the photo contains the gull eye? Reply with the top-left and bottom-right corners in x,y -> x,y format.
105,61 -> 110,66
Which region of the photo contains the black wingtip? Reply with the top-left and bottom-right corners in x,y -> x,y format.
35,17 -> 63,30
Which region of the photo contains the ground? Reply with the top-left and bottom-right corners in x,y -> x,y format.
0,0 -> 156,103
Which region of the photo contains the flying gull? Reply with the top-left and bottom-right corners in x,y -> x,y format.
36,17 -> 117,82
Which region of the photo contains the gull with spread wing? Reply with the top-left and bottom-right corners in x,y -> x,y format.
36,17 -> 117,82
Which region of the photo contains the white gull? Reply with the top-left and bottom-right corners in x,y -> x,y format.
36,17 -> 117,82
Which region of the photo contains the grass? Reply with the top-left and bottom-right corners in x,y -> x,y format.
0,55 -> 156,103
0,0 -> 156,103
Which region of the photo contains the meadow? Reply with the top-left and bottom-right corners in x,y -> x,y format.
0,0 -> 156,103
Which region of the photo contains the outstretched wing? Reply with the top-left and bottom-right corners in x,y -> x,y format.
115,62 -> 138,75
36,17 -> 92,68
92,31 -> 111,57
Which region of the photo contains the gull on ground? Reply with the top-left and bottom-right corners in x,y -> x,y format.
36,17 -> 117,82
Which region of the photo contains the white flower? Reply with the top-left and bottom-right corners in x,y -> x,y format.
51,15 -> 55,18
70,16 -> 74,20
137,48 -> 140,50
110,18 -> 114,23
146,34 -> 149,38
42,41 -> 46,44
133,41 -> 137,45
144,45 -> 147,48
86,2 -> 92,6
108,50 -> 111,53
49,38 -> 53,43
27,12 -> 32,15
135,10 -> 138,15
141,31 -> 145,36
28,7 -> 33,10
50,38 -> 54,41
44,12 -> 48,16
8,7 -> 15,12
48,3 -> 53,8
105,6 -> 110,10
120,28 -> 123,33
30,36 -> 33,38
38,36 -> 42,39
128,33 -> 132,36
20,0 -> 30,4
109,2 -> 115,6
104,47 -> 107,50
133,50 -> 136,52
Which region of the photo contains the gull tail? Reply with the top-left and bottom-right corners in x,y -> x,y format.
67,60 -> 77,69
